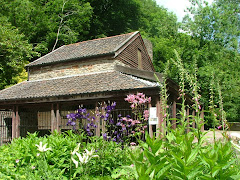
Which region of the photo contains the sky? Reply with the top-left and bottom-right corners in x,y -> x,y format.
155,0 -> 214,22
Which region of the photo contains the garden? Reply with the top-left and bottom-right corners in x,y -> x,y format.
0,55 -> 240,180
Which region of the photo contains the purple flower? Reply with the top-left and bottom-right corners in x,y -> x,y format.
88,132 -> 93,136
109,119 -> 114,124
67,119 -> 72,126
103,133 -> 107,140
67,113 -> 76,119
70,121 -> 76,126
112,102 -> 116,107
126,115 -> 131,118
116,122 -> 121,126
118,114 -> 122,118
82,108 -> 87,113
100,115 -> 105,119
112,138 -> 116,142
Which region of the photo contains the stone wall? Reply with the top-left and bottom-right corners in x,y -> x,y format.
29,59 -> 127,81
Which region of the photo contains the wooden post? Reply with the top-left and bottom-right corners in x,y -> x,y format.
51,104 -> 56,132
12,106 -> 16,139
192,110 -> 196,129
148,103 -> 153,138
172,99 -> 177,129
200,108 -> 204,132
186,108 -> 190,133
56,103 -> 61,133
15,106 -> 20,138
101,102 -> 106,135
95,102 -> 100,137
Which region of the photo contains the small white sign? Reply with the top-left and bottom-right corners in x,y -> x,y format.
149,107 -> 158,125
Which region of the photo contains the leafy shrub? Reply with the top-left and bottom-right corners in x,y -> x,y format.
0,130 -> 131,179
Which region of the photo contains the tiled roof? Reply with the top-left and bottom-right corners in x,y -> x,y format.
27,32 -> 139,67
0,71 -> 158,101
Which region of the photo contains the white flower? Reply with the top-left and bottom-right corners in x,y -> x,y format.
71,143 -> 81,156
85,149 -> 94,156
35,142 -> 51,152
71,144 -> 99,168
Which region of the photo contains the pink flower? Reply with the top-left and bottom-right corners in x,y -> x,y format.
217,125 -> 222,130
144,110 -> 149,120
148,97 -> 151,103
164,113 -> 167,118
16,159 -> 19,163
122,117 -> 127,121
130,104 -> 135,109
166,105 -> 169,108
130,164 -> 134,167
214,114 -> 217,117
198,105 -> 201,110
143,125 -> 148,129
134,120 -> 141,124
130,142 -> 136,146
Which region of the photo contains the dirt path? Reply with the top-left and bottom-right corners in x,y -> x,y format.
203,130 -> 240,143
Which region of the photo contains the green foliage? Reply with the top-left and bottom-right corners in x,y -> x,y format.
0,16 -> 35,89
0,131 -> 131,179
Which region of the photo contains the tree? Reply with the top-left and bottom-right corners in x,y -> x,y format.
0,16 -> 35,89
179,0 -> 240,122
87,0 -> 141,38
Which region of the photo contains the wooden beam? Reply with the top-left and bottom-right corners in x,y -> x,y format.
95,102 -> 100,137
56,103 -> 61,132
51,104 -> 56,132
15,106 -> 20,138
12,106 -> 16,139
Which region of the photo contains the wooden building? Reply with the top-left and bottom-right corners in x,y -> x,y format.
0,31 -> 202,143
